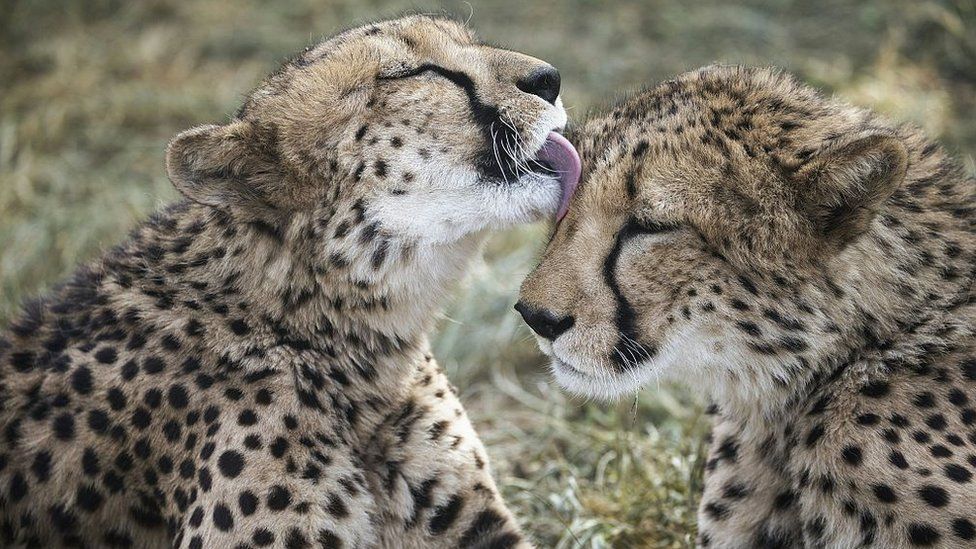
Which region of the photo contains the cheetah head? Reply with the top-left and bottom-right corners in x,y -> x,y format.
518,66 -> 915,402
165,14 -> 579,248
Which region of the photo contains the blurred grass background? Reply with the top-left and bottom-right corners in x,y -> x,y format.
1,1 -> 973,546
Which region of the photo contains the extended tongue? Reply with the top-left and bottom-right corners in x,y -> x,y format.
535,131 -> 582,221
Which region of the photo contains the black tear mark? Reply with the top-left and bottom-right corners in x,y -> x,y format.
602,218 -> 659,371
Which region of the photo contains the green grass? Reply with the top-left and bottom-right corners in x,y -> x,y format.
2,1 -> 974,546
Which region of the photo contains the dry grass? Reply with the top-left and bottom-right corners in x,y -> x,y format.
2,1 -> 973,546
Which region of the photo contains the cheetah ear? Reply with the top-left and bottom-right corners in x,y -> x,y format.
165,122 -> 279,211
798,134 -> 908,247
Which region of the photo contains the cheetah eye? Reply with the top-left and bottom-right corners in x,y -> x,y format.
378,64 -> 469,90
627,217 -> 680,236
377,65 -> 432,81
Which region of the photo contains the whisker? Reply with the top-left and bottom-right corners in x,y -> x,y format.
500,115 -> 533,177
489,122 -> 510,185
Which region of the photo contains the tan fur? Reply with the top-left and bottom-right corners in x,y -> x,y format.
0,14 -> 569,548
519,65 -> 976,547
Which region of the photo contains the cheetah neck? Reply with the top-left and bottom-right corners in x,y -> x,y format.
107,199 -> 485,395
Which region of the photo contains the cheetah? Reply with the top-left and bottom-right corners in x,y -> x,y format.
516,65 -> 976,548
0,15 -> 582,548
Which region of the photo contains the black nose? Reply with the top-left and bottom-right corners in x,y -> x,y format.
514,301 -> 574,341
516,66 -> 561,105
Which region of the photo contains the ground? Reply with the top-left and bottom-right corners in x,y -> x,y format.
1,0 -> 974,546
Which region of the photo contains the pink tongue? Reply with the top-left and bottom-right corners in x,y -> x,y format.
535,131 -> 582,221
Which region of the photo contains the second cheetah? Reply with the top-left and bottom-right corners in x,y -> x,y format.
518,65 -> 976,548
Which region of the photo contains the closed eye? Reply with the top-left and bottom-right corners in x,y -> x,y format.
379,64 -> 452,81
626,217 -> 681,236
378,66 -> 430,80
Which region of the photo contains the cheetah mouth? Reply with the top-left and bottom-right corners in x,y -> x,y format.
481,129 -> 581,219
551,356 -> 592,379
532,132 -> 581,221
549,354 -> 653,400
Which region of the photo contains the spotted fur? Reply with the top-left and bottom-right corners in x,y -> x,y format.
518,65 -> 976,548
0,15 -> 569,548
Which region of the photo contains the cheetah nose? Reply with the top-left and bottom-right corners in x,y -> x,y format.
514,301 -> 574,341
516,66 -> 561,105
